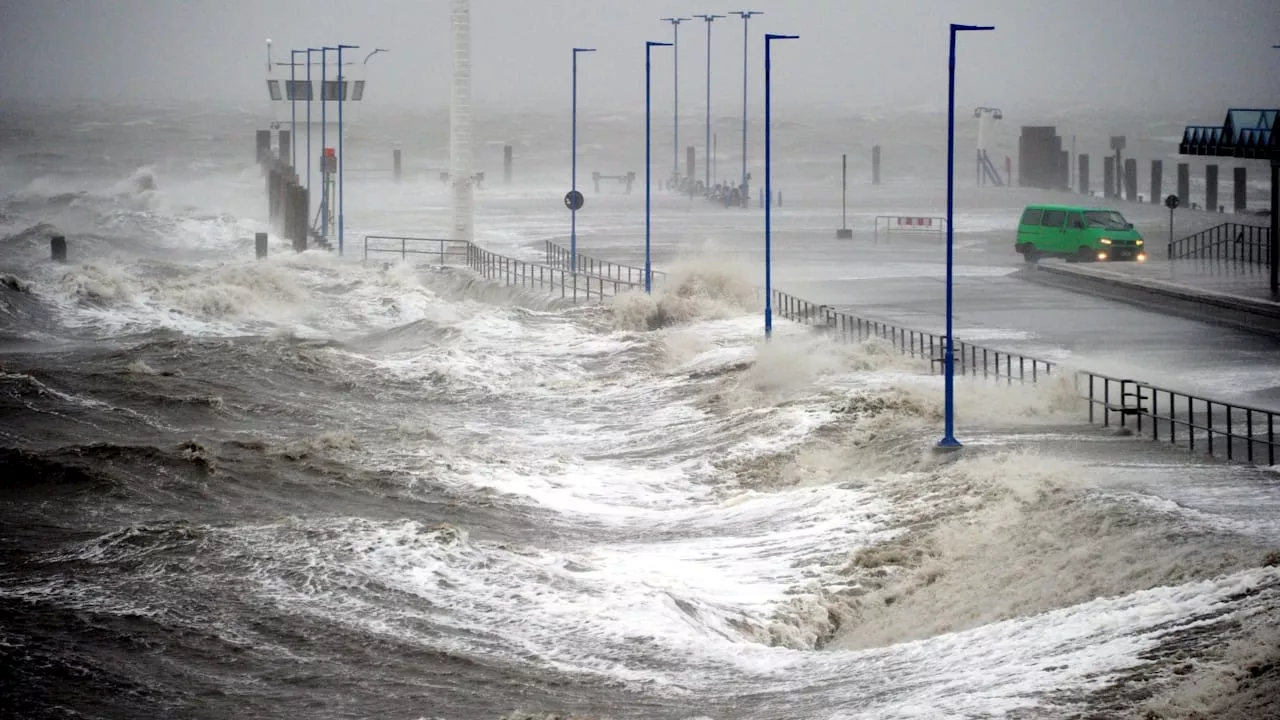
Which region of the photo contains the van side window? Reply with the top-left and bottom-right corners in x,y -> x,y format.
1069,213 -> 1085,229
1040,210 -> 1066,228
1021,209 -> 1043,225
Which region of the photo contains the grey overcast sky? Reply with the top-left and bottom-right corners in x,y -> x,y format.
1,0 -> 1277,116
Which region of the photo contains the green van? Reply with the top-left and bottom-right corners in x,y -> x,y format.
1015,204 -> 1146,263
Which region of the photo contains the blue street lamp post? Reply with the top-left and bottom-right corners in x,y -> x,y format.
646,40 -> 673,293
571,47 -> 596,273
290,50 -> 305,170
336,43 -> 359,256
306,48 -> 319,207
732,11 -> 762,206
694,14 -> 725,191
660,18 -> 690,182
763,33 -> 798,339
321,46 -> 335,244
938,23 -> 995,450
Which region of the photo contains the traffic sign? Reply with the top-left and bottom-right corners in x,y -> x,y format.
1164,194 -> 1179,210
564,190 -> 585,211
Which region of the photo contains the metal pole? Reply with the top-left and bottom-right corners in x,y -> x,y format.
321,47 -> 331,243
706,19 -> 716,190
764,33 -> 798,340
290,50 -> 301,170
732,11 -> 762,201
646,41 -> 673,294
1271,158 -> 1279,295
695,15 -> 724,191
940,23 -> 995,451
660,18 -> 690,182
337,43 -> 358,257
572,48 -> 595,273
307,48 -> 316,209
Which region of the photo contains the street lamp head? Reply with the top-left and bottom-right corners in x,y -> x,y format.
338,43 -> 360,50
574,47 -> 597,53
363,48 -> 389,64
731,10 -> 764,19
660,17 -> 691,24
765,33 -> 800,41
647,41 -> 674,48
953,24 -> 996,32
694,14 -> 726,21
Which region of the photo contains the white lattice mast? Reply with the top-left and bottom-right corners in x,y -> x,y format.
450,0 -> 474,245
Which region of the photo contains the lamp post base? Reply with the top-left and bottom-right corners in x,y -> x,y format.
835,228 -> 852,239
934,437 -> 964,452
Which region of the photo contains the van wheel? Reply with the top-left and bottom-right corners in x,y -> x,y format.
1022,247 -> 1039,264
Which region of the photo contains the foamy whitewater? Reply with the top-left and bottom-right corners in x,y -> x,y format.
1,102 -> 1278,720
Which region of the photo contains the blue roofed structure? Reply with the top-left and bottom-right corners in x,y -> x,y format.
1180,107 -> 1279,293
1179,108 -> 1278,159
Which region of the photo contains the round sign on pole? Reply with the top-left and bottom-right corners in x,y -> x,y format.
1164,194 -> 1179,210
564,190 -> 585,211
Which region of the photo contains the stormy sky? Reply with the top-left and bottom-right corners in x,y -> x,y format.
1,0 -> 1277,117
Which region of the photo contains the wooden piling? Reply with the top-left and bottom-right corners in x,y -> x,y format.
1234,166 -> 1247,213
1206,164 -> 1219,214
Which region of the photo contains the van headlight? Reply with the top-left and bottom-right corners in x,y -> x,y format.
1099,238 -> 1112,245
1136,239 -> 1143,246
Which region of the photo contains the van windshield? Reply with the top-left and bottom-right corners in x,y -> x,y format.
1084,211 -> 1129,230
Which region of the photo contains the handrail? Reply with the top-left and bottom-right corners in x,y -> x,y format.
363,234 -> 464,265
543,240 -> 668,287
362,234 -> 645,304
1166,222 -> 1271,264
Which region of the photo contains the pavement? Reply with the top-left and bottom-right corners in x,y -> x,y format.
1022,257 -> 1280,337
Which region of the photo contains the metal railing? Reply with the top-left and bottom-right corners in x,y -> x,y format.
364,235 -> 468,265
1167,222 -> 1271,264
550,243 -> 1280,466
543,240 -> 668,286
363,234 -> 645,304
468,243 -> 644,302
772,287 -> 1279,464
771,288 -> 1058,383
1078,373 -> 1278,466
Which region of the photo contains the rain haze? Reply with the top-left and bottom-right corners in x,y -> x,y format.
1,0 -> 1278,116
3,1 -> 1280,720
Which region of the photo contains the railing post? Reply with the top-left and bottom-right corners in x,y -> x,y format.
1247,409 -> 1254,464
1152,391 -> 1159,441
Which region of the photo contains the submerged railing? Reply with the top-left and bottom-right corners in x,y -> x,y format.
362,234 -> 645,302
542,239 -> 1280,466
543,240 -> 667,287
1167,222 -> 1271,264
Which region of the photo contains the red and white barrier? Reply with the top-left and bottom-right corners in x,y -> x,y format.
874,215 -> 948,242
